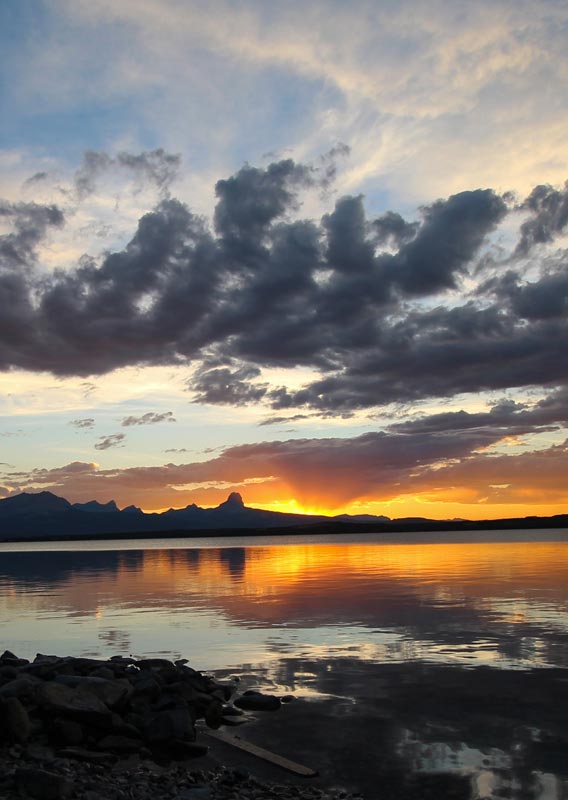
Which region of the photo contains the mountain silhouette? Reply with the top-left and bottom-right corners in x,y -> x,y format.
0,490 -> 566,542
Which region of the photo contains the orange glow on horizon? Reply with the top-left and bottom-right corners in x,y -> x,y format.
139,493 -> 568,521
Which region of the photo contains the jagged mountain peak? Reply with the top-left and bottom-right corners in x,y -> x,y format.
218,492 -> 245,509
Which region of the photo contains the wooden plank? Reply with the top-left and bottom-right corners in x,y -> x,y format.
204,729 -> 318,777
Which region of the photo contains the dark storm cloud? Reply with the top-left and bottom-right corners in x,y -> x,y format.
386,189 -> 507,296
516,181 -> 568,254
483,265 -> 568,321
389,388 -> 568,437
1,155 -> 567,414
371,210 -> 419,247
0,200 -> 64,267
191,364 -> 268,405
121,411 -> 176,426
269,294 -> 568,412
94,433 -> 126,450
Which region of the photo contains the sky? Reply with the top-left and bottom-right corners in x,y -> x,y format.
0,0 -> 567,519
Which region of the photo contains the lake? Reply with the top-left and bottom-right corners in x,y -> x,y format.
1,530 -> 567,799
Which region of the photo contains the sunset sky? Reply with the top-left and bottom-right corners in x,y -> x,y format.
1,0 -> 567,519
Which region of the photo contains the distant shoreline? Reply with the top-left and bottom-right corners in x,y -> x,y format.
2,514 -> 567,544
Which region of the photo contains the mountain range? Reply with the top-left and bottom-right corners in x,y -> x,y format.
0,490 -> 566,542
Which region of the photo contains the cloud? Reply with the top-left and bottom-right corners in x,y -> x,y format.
0,199 -> 64,267
6,417 -> 567,512
94,433 -> 126,450
164,448 -> 192,453
69,418 -> 95,430
516,181 -> 568,254
121,411 -> 176,426
258,414 -> 311,427
389,389 -> 568,438
1,154 -> 568,415
0,430 -> 25,438
73,149 -> 181,200
191,365 -> 268,406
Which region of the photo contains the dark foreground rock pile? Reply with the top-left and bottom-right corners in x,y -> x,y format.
0,650 -> 362,800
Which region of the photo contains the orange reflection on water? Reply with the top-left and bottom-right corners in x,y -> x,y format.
101,539 -> 568,626
2,538 -> 567,630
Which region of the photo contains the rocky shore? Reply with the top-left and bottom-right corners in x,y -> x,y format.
0,650 -> 363,800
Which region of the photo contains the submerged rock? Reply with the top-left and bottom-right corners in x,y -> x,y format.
234,690 -> 282,712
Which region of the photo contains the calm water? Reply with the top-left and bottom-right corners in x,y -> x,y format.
1,530 -> 568,799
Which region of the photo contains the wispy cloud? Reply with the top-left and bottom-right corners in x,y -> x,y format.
94,433 -> 126,450
121,411 -> 176,427
69,418 -> 95,430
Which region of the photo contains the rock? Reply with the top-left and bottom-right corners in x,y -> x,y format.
0,675 -> 39,699
56,747 -> 118,764
49,718 -> 85,746
130,672 -> 161,699
219,715 -> 247,727
143,707 -> 196,743
1,695 -> 31,742
204,700 -> 224,729
174,788 -> 212,800
33,653 -> 61,664
96,734 -> 141,753
89,666 -> 115,680
155,739 -> 209,760
209,681 -> 234,702
0,664 -> 19,680
24,743 -> 56,763
36,681 -> 112,726
234,691 -> 282,712
0,651 -> 29,667
53,675 -> 131,708
15,767 -> 73,799
221,704 -> 244,716
108,712 -> 142,739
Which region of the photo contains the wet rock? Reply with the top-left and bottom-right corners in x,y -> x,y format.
221,704 -> 244,716
234,690 -> 282,712
209,682 -> 234,702
204,700 -> 224,729
15,767 -> 73,799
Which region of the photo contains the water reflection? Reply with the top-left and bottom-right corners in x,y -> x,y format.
229,655 -> 568,800
0,538 -> 567,669
0,534 -> 567,799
